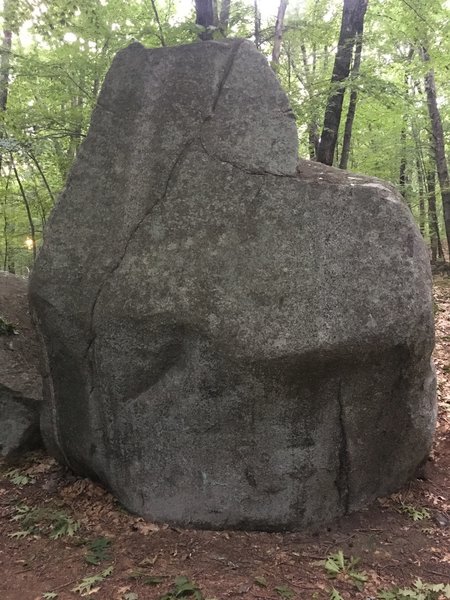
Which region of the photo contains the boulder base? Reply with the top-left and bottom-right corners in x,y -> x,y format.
29,40 -> 435,530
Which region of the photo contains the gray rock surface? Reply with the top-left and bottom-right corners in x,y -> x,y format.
29,40 -> 436,530
0,272 -> 42,459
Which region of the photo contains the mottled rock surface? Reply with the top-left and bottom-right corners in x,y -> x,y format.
0,272 -> 41,459
29,40 -> 435,530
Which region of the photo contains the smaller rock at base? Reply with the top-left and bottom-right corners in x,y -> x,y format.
0,272 -> 42,459
0,387 -> 41,459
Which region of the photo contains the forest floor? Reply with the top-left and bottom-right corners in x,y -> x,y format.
0,281 -> 449,600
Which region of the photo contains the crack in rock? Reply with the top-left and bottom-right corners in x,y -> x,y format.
198,137 -> 298,179
85,137 -> 195,377
209,40 -> 245,116
85,40 -> 247,398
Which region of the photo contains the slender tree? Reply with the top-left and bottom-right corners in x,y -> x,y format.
399,120 -> 408,204
11,155 -> 36,261
427,164 -> 444,262
317,0 -> 368,166
1,166 -> 11,271
415,157 -> 425,237
0,0 -> 13,173
254,0 -> 261,49
271,0 -> 289,68
150,0 -> 166,46
339,5 -> 366,169
301,43 -> 320,159
422,46 -> 450,255
219,0 -> 231,34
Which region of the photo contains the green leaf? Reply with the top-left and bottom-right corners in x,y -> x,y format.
254,576 -> 267,587
85,537 -> 111,565
43,593 -> 58,599
377,580 -> 450,600
324,551 -> 347,577
159,576 -> 204,600
275,585 -> 295,599
71,576 -> 102,595
0,316 -> 18,335
50,516 -> 80,539
399,503 -> 430,522
9,529 -> 32,539
6,470 -> 35,486
349,569 -> 368,590
71,565 -> 113,595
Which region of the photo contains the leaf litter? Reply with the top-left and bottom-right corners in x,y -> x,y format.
0,278 -> 448,600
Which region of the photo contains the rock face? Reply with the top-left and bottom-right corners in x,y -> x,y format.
0,272 -> 42,459
29,40 -> 436,530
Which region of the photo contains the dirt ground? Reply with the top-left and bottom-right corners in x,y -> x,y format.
0,281 -> 449,600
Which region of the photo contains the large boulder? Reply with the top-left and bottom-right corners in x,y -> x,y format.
0,272 -> 42,459
29,40 -> 436,530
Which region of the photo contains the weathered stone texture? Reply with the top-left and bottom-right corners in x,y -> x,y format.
29,40 -> 435,530
0,272 -> 41,458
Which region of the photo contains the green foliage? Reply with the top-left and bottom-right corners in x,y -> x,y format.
84,537 -> 112,565
377,580 -> 450,600
9,504 -> 80,539
274,585 -> 295,599
323,550 -> 368,591
254,575 -> 267,587
71,565 -> 114,595
159,576 -> 204,600
42,593 -> 58,599
0,316 -> 17,335
5,469 -> 35,486
398,503 -> 431,522
329,588 -> 345,600
2,0 -> 450,268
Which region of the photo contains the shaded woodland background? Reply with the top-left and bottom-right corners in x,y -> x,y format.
1,0 -> 450,274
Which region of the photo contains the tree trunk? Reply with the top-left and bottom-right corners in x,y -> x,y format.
67,92 -> 84,166
422,46 -> 450,256
339,19 -> 365,170
416,157 -> 426,237
150,0 -> 166,46
2,206 -> 8,271
12,157 -> 36,262
195,0 -> 216,40
396,53 -> 415,203
1,166 -> 11,271
399,123 -> 408,204
254,0 -> 261,49
300,43 -> 319,159
27,150 -> 56,206
0,0 -> 13,173
317,0 -> 368,166
0,30 -> 11,111
427,165 -> 444,262
271,0 -> 288,68
219,0 -> 231,34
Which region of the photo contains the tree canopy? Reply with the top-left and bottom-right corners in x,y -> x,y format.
1,0 -> 450,273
